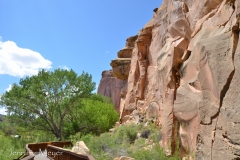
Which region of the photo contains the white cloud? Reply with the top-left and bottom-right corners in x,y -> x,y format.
6,84 -> 12,92
0,107 -> 7,115
93,84 -> 98,93
59,65 -> 70,71
0,39 -> 52,77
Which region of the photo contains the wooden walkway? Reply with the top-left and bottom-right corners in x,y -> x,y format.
34,151 -> 50,160
16,141 -> 95,160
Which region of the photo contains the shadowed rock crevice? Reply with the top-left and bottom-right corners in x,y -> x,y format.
219,69 -> 235,107
218,23 -> 239,108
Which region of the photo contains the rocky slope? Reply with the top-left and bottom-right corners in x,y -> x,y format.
99,0 -> 240,159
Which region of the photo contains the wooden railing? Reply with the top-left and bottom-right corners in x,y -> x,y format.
15,141 -> 94,160
47,145 -> 95,160
27,141 -> 73,153
14,144 -> 35,160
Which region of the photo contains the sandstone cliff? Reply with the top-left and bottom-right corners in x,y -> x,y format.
99,0 -> 240,159
97,70 -> 127,112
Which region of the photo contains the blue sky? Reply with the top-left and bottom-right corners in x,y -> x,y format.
0,1 -> 162,114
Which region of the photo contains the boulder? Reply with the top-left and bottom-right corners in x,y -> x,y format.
71,141 -> 90,155
119,156 -> 135,160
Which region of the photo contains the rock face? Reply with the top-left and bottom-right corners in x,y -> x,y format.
111,35 -> 138,81
99,0 -> 240,159
110,58 -> 131,81
97,70 -> 127,112
98,36 -> 138,114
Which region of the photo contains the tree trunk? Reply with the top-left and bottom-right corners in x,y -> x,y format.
54,131 -> 62,141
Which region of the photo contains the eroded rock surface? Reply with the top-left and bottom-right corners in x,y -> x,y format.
110,58 -> 131,81
97,70 -> 127,112
99,36 -> 138,113
99,0 -> 240,159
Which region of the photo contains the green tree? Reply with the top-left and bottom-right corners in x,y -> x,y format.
0,69 -> 95,140
64,94 -> 119,137
0,117 -> 16,136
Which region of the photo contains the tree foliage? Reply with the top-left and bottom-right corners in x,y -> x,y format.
0,69 -> 96,140
64,94 -> 119,137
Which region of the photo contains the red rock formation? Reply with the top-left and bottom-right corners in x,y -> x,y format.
100,0 -> 240,159
111,35 -> 138,81
98,36 -> 137,113
110,58 -> 131,81
97,70 -> 127,112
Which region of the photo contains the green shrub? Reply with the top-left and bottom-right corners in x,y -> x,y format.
0,131 -> 55,160
115,123 -> 142,143
129,144 -> 166,160
69,122 -> 181,160
79,98 -> 119,134
64,94 -> 119,138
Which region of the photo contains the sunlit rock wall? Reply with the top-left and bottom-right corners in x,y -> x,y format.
100,0 -> 240,159
97,70 -> 127,112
